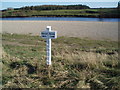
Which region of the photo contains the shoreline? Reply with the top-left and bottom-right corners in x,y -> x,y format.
1,20 -> 108,22
1,20 -> 118,41
1,15 -> 120,18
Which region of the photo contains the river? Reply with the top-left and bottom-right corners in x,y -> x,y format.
1,17 -> 119,22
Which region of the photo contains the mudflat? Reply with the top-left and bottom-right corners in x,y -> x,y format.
1,20 -> 118,41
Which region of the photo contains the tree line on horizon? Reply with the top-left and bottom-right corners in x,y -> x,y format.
18,4 -> 90,11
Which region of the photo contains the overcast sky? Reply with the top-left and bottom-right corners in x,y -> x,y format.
1,0 -> 119,2
0,0 -> 119,10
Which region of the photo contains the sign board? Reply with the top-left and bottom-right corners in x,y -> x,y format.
41,26 -> 57,65
41,31 -> 57,39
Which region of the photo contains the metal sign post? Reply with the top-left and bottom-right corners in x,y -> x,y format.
41,26 -> 57,65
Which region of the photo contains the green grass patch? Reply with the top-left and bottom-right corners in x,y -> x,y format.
2,33 -> 120,89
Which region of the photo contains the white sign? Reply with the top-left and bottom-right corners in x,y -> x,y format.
41,26 -> 57,65
41,31 -> 57,39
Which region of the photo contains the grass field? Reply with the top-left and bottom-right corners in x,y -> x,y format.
2,33 -> 120,89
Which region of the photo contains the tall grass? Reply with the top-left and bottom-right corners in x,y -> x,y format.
2,33 -> 120,89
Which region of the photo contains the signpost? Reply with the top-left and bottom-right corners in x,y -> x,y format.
41,26 -> 57,65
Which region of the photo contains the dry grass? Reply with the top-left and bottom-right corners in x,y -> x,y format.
2,33 -> 120,89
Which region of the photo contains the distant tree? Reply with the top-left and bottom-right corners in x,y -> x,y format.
118,1 -> 120,9
7,8 -> 14,10
30,6 -> 35,10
